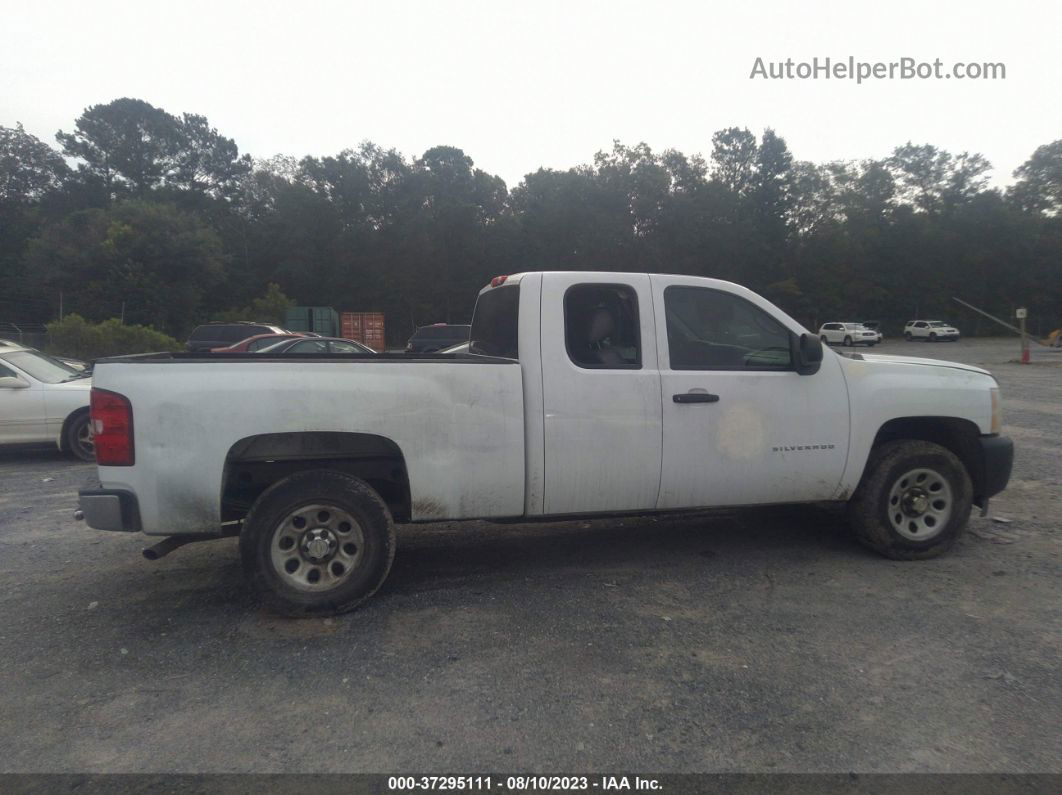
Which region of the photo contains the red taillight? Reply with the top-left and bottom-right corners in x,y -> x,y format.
90,388 -> 134,466
490,275 -> 508,287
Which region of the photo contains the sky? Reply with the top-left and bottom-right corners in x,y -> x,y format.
2,0 -> 1059,189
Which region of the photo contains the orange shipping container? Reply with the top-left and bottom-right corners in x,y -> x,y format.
340,312 -> 386,351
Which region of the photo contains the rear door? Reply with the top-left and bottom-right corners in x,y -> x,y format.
652,276 -> 849,508
540,274 -> 662,514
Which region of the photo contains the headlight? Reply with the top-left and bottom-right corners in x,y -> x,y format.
990,387 -> 1002,434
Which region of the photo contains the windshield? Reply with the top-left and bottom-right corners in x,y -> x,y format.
1,350 -> 82,383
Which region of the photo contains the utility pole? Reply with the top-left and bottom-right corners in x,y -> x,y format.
1017,307 -> 1029,364
59,290 -> 63,320
121,302 -> 125,324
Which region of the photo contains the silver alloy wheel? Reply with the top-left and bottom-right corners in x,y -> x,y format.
270,503 -> 365,592
76,419 -> 95,457
887,467 -> 953,541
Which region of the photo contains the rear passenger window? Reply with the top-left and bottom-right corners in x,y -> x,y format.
664,286 -> 792,370
564,284 -> 641,369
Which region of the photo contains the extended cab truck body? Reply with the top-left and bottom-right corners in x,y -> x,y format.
79,273 -> 1014,615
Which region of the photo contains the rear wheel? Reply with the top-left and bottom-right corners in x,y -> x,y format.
929,332 -> 937,342
843,335 -> 853,347
240,470 -> 396,616
66,411 -> 95,461
820,335 -> 829,344
847,440 -> 972,559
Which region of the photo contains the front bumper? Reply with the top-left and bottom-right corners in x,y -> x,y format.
78,489 -> 141,532
977,435 -> 1014,502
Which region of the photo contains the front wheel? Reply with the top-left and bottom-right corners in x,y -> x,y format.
66,411 -> 95,461
843,336 -> 853,347
847,440 -> 972,559
929,332 -> 937,342
904,332 -> 912,341
240,470 -> 396,616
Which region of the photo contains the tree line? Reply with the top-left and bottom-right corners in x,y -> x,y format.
2,97 -> 1060,343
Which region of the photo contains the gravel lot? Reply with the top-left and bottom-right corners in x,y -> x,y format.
0,337 -> 1059,774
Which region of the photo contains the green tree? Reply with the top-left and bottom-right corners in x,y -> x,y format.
57,98 -> 250,200
216,283 -> 296,325
1010,140 -> 1062,214
1,124 -> 73,308
711,127 -> 758,197
887,142 -> 990,214
57,98 -> 185,197
174,113 -> 252,198
1,123 -> 70,203
26,200 -> 225,335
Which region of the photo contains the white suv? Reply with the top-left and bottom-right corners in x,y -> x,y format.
905,320 -> 960,342
818,322 -> 879,347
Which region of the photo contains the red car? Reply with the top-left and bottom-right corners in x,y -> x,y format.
210,333 -> 308,353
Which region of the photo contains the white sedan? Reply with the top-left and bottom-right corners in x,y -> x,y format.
818,322 -> 880,347
0,346 -> 94,460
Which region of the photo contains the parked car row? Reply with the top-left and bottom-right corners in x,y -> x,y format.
817,319 -> 962,347
189,321 -> 473,354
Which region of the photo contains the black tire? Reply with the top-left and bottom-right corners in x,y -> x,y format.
240,469 -> 396,616
843,335 -> 853,347
847,440 -> 972,560
820,335 -> 829,344
929,332 -> 937,342
66,411 -> 95,462
904,332 -> 912,341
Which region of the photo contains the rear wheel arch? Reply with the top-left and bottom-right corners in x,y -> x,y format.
221,432 -> 412,523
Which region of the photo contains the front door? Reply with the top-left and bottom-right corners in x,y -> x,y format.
540,274 -> 663,515
0,363 -> 46,443
652,276 -> 849,509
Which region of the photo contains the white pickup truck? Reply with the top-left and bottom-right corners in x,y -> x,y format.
78,272 -> 1014,615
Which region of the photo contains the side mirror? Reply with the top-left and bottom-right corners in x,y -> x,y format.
0,376 -> 30,389
793,333 -> 823,376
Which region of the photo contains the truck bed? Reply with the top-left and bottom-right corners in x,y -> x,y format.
90,353 -> 526,534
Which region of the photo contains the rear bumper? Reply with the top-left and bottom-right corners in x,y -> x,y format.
78,489 -> 141,532
978,434 -> 1014,501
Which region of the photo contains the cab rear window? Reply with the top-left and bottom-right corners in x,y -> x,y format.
470,286 -> 519,359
